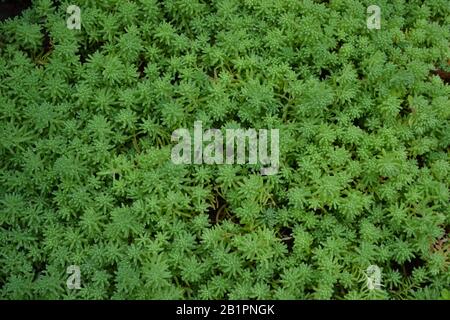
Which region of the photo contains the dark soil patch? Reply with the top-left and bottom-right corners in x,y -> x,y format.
0,0 -> 32,21
208,192 -> 229,225
431,68 -> 450,84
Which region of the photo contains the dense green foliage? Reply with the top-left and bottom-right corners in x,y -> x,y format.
0,0 -> 449,300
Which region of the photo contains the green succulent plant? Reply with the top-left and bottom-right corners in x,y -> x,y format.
0,0 -> 449,300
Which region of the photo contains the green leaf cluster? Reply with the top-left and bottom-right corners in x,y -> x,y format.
0,0 -> 449,300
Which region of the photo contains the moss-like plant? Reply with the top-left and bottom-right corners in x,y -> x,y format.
0,0 -> 449,300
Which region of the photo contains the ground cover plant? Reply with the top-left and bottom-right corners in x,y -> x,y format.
0,0 -> 449,300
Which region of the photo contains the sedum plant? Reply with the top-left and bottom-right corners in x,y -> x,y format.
0,0 -> 449,300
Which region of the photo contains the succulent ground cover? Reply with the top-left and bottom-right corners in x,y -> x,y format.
0,0 -> 449,299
